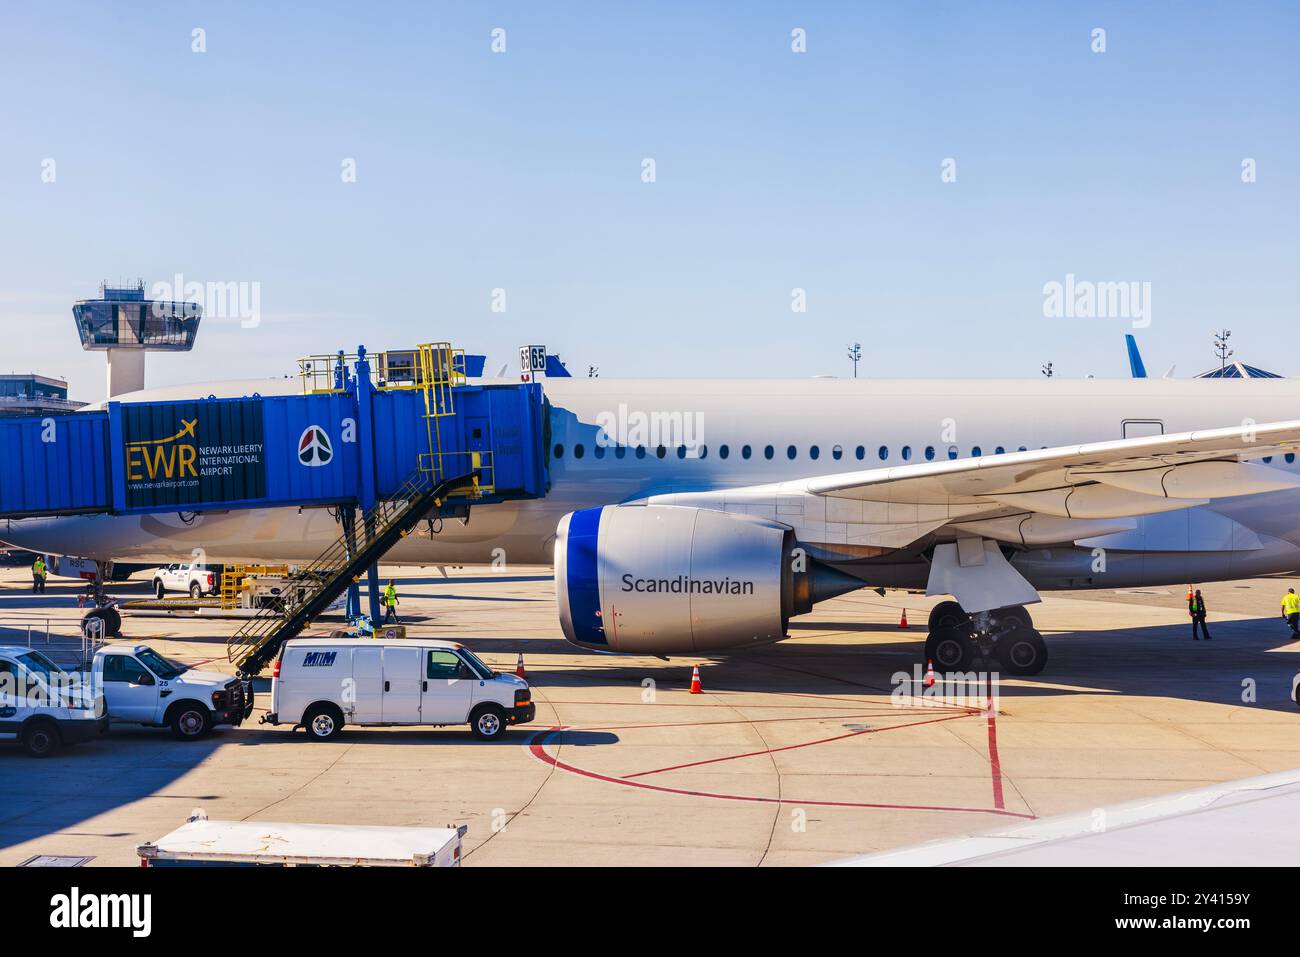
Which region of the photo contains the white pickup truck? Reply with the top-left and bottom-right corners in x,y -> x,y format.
95,644 -> 253,739
0,645 -> 109,757
152,563 -> 219,599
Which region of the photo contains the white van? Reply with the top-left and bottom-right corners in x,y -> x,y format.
264,638 -> 534,741
0,645 -> 108,757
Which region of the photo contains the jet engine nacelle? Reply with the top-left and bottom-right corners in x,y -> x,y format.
555,505 -> 863,654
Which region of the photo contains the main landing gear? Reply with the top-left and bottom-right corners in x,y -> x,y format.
923,601 -> 1047,676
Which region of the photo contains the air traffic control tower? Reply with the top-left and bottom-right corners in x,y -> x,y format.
72,281 -> 202,398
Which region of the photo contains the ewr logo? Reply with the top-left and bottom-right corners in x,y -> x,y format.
298,425 -> 333,467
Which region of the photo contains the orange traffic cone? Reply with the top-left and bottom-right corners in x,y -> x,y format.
924,660 -> 936,688
689,665 -> 703,694
899,608 -> 909,629
515,652 -> 526,679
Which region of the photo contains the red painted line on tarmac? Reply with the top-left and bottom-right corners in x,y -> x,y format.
986,695 -> 1005,810
535,699 -> 975,712
621,712 -> 973,779
529,728 -> 1034,819
587,711 -> 942,735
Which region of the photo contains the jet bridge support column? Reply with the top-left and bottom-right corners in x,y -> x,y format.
340,504 -> 361,619
354,349 -> 384,623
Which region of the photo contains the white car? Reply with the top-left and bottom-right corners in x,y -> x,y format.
0,645 -> 108,757
264,638 -> 534,741
95,644 -> 253,740
152,562 -> 218,599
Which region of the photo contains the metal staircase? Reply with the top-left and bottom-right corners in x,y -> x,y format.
227,341 -> 481,678
226,468 -> 476,677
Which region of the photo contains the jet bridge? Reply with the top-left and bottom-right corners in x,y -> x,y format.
0,343 -> 551,673
0,343 -> 547,519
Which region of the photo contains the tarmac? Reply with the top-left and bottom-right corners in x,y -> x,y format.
1,565 -> 1298,866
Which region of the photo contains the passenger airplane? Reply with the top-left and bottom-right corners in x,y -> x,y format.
6,370 -> 1300,677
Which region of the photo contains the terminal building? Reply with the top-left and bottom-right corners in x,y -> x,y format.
72,281 -> 202,397
0,373 -> 84,418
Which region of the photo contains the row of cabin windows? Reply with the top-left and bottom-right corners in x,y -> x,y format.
552,443 -> 1036,461
552,444 -> 1299,467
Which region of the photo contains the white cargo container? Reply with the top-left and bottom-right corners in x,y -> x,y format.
139,810 -> 467,867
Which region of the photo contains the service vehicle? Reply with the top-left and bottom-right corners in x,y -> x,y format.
0,645 -> 108,757
264,638 -> 533,741
139,809 -> 467,867
151,562 -> 219,599
94,643 -> 253,739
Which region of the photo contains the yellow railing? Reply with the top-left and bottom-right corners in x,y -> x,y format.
418,450 -> 494,497
297,344 -> 469,395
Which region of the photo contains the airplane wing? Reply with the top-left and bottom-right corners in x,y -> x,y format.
802,419 -> 1300,511
647,419 -> 1300,551
642,419 -> 1300,612
830,768 -> 1300,867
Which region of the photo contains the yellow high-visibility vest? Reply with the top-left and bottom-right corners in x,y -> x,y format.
1283,593 -> 1300,615
384,586 -> 397,606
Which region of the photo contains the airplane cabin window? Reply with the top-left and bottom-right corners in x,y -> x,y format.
656,446 -> 667,459
924,446 -> 935,461
947,446 -> 959,460
764,445 -> 775,460
832,445 -> 843,460
719,444 -> 730,459
615,446 -> 626,459
995,446 -> 1005,454
698,445 -> 708,459
786,445 -> 797,460
856,446 -> 865,460
742,445 -> 752,459
878,445 -> 888,460
677,446 -> 687,459
553,444 -> 564,459
971,446 -> 982,457
1018,446 -> 1028,452
635,446 -> 646,459
1287,453 -> 1296,464
594,444 -> 606,459
574,444 -> 585,459
902,445 -> 912,461
809,445 -> 820,460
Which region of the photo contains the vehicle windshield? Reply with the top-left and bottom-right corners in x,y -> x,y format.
135,647 -> 188,679
458,648 -> 495,678
16,651 -> 69,681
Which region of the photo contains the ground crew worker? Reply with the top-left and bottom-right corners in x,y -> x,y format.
31,556 -> 46,594
382,580 -> 400,624
1282,588 -> 1300,638
1188,588 -> 1212,641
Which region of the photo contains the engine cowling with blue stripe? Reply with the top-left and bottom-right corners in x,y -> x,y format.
555,505 -> 862,654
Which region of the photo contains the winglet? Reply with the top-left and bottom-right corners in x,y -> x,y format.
1125,335 -> 1147,378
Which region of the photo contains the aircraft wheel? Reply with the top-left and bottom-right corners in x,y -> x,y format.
928,601 -> 968,633
82,607 -> 122,639
996,627 -> 1048,676
998,605 -> 1034,631
925,628 -> 974,672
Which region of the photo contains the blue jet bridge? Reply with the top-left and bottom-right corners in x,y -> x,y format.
0,344 -> 550,674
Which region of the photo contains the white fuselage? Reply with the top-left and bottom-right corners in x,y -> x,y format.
6,375 -> 1300,590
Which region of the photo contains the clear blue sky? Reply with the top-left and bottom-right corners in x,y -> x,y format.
0,1 -> 1296,401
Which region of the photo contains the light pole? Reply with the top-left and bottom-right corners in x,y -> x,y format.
1041,361 -> 1053,378
1213,329 -> 1233,372
847,342 -> 862,378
